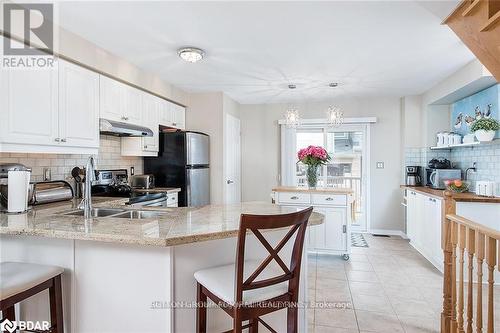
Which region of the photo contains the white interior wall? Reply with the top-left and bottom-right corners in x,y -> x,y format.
186,92 -> 241,204
239,97 -> 404,233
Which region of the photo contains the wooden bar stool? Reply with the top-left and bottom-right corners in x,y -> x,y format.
0,262 -> 64,333
194,207 -> 313,333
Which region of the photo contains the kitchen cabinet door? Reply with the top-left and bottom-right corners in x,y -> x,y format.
123,85 -> 142,125
406,191 -> 417,242
172,103 -> 186,130
431,198 -> 443,267
422,196 -> 437,259
159,100 -> 174,127
58,60 -> 100,148
142,94 -> 159,152
0,56 -> 59,146
413,193 -> 425,249
99,75 -> 124,122
310,207 -> 346,252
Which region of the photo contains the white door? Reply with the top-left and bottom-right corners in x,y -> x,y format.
58,60 -> 100,148
224,114 -> 241,204
310,207 -> 346,251
0,65 -> 59,146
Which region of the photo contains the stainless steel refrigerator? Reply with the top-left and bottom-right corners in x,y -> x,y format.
144,131 -> 210,207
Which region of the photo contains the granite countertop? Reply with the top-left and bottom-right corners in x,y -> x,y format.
131,187 -> 181,194
0,199 -> 324,247
401,185 -> 500,203
272,186 -> 353,194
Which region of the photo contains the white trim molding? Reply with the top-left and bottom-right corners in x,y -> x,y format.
368,229 -> 408,239
278,117 -> 377,125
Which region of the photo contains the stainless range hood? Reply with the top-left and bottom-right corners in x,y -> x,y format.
99,119 -> 153,137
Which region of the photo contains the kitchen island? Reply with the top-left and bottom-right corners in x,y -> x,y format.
0,199 -> 323,332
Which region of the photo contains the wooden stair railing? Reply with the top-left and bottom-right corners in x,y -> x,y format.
441,192 -> 500,333
443,0 -> 500,81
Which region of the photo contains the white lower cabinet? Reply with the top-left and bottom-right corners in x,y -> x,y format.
406,190 -> 443,271
274,191 -> 352,259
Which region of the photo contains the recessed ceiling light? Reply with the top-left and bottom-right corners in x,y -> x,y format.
177,47 -> 205,63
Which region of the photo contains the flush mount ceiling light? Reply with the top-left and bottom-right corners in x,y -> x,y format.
326,83 -> 344,127
285,84 -> 300,128
177,47 -> 205,63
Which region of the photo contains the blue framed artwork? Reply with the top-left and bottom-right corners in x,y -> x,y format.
451,84 -> 499,138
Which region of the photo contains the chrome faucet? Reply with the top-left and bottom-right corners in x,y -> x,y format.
465,162 -> 477,181
79,156 -> 96,219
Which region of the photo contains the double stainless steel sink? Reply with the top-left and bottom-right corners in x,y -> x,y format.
64,208 -> 167,220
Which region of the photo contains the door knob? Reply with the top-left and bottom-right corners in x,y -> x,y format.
227,180 -> 234,184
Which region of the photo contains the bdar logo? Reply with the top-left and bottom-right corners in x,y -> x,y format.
3,3 -> 54,55
0,319 -> 17,333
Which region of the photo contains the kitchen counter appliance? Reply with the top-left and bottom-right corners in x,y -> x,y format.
92,169 -> 169,207
405,166 -> 422,186
426,169 -> 462,189
144,131 -> 210,207
31,181 -> 74,205
0,163 -> 32,213
130,174 -> 155,189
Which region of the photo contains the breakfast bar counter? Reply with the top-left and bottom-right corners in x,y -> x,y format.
0,200 -> 323,332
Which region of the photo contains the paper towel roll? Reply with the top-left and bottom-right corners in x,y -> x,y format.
8,170 -> 30,213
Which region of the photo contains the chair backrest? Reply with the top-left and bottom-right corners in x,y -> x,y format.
234,207 -> 313,305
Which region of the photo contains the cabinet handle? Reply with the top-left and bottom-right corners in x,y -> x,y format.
325,197 -> 334,201
144,145 -> 148,149
61,138 -> 67,142
121,116 -> 129,121
290,196 -> 299,200
172,122 -> 177,126
54,138 -> 60,142
342,225 -> 347,233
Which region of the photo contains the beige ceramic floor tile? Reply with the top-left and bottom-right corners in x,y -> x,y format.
355,310 -> 404,333
351,293 -> 394,314
397,314 -> 440,333
314,325 -> 359,333
346,270 -> 379,283
344,261 -> 374,272
389,298 -> 436,318
314,308 -> 358,329
348,281 -> 386,297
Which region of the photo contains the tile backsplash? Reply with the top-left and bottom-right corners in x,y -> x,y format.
404,142 -> 500,189
0,135 -> 143,183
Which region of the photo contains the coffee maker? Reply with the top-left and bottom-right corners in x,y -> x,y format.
0,163 -> 32,213
405,166 -> 422,186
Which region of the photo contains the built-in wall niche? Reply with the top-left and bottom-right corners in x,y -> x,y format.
451,83 -> 499,139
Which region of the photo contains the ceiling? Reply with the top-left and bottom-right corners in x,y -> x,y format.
57,1 -> 474,104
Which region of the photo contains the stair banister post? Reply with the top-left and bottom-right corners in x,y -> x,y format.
441,191 -> 457,333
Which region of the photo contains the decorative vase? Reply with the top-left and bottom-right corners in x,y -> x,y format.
306,164 -> 319,189
474,130 -> 495,142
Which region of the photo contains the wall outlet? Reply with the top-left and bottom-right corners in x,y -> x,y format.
376,162 -> 385,169
43,167 -> 51,181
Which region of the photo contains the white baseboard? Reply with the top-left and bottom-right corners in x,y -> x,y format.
367,229 -> 408,239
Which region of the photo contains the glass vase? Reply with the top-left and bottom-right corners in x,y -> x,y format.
306,164 -> 319,189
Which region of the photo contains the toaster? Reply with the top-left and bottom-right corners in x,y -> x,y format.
130,174 -> 155,189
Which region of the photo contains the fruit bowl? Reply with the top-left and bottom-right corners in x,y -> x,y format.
445,179 -> 469,193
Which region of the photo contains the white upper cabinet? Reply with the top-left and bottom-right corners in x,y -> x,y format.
121,94 -> 159,156
58,60 -> 100,149
171,103 -> 186,130
159,99 -> 174,127
0,59 -> 59,148
99,75 -> 142,125
99,75 -> 124,122
158,100 -> 185,130
0,56 -> 98,154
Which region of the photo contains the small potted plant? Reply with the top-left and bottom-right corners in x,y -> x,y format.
297,146 -> 331,189
470,118 -> 500,142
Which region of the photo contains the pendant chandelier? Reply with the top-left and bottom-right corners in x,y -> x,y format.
326,83 -> 344,127
284,84 -> 300,128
